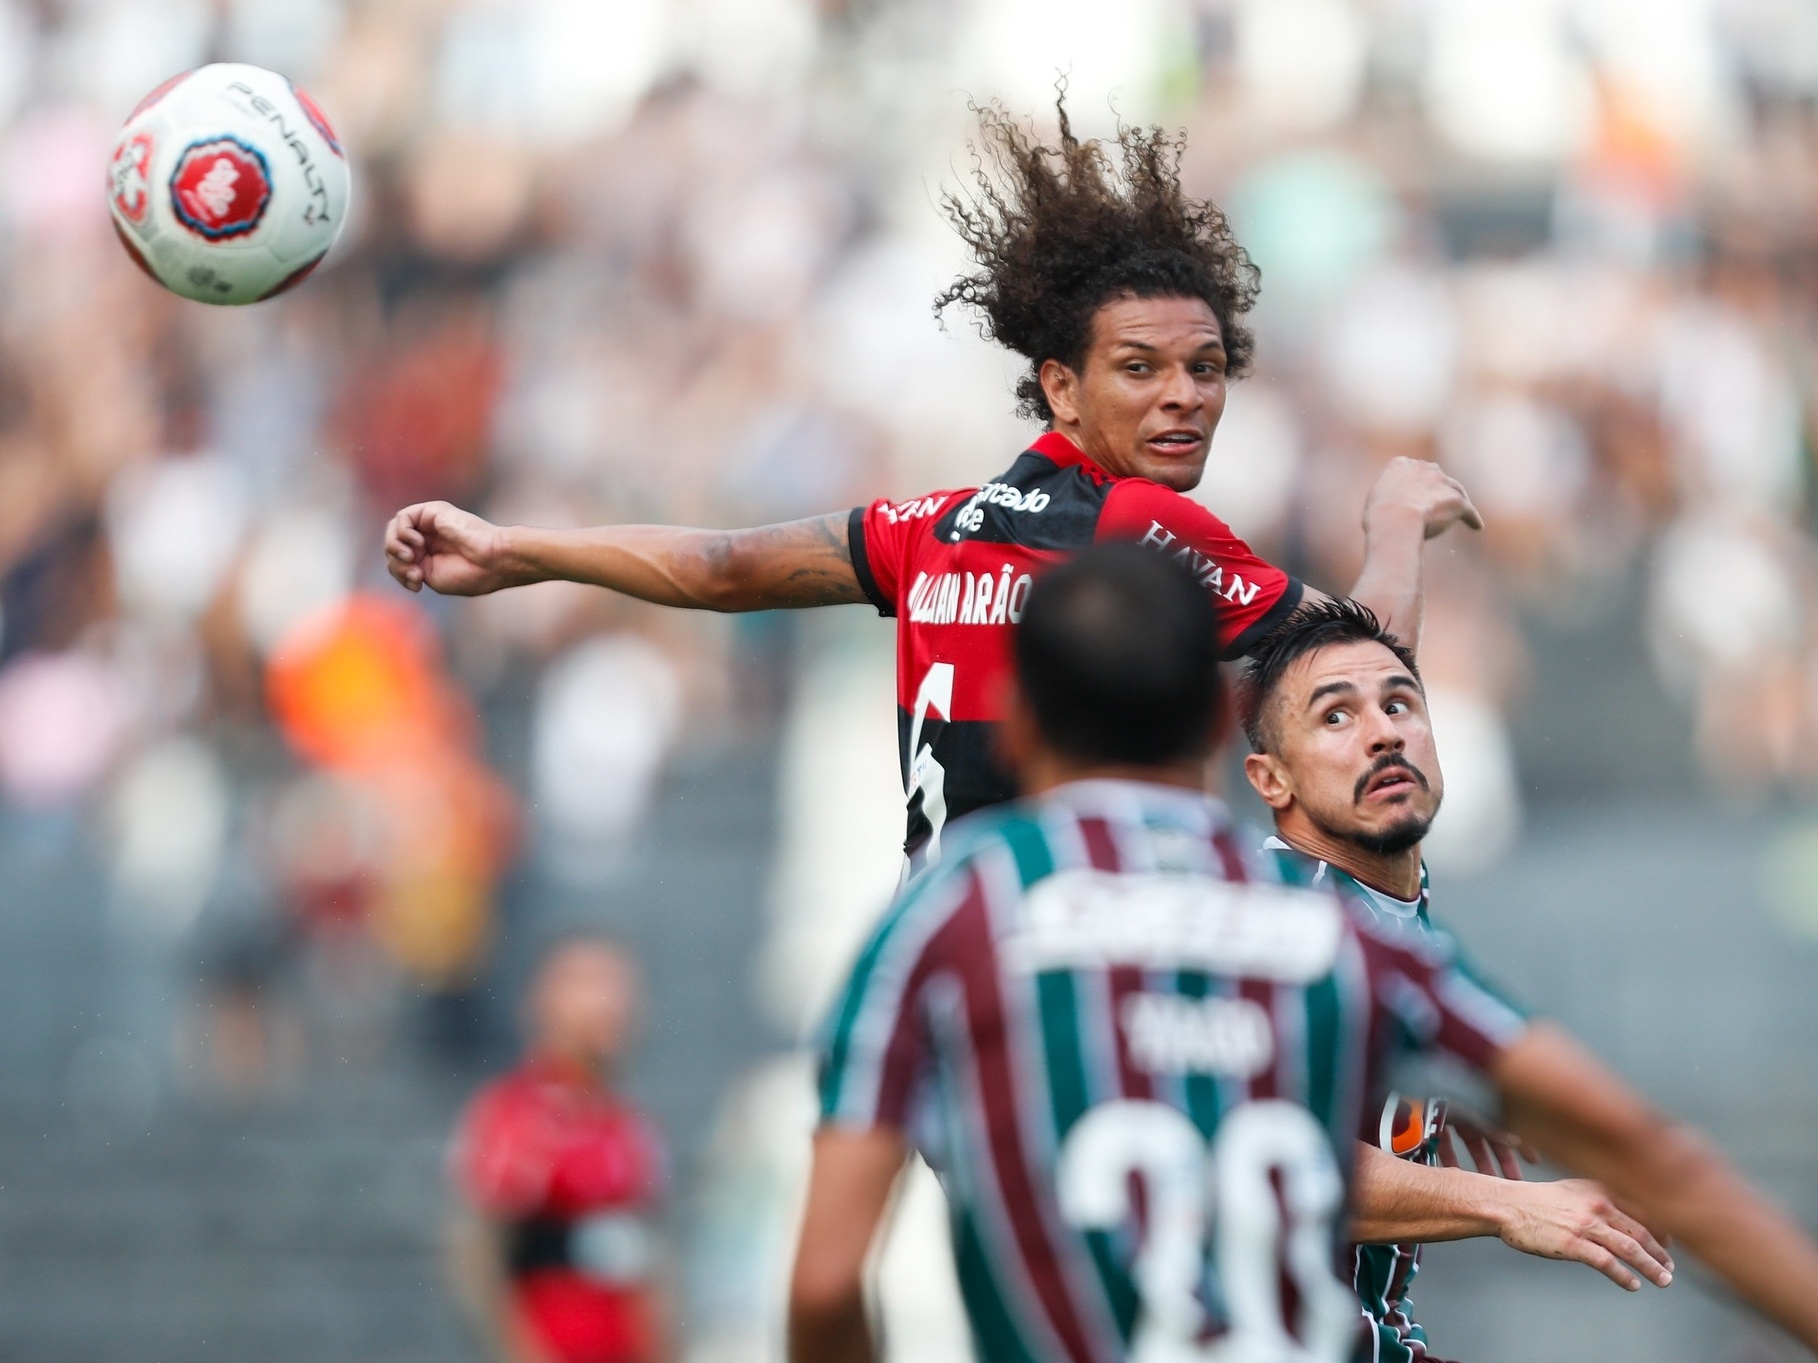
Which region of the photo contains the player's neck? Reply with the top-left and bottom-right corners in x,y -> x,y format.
1019,751 -> 1209,799
531,1045 -> 612,1089
1044,422 -> 1124,477
1274,820 -> 1422,901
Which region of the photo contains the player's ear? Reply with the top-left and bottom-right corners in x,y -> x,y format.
1243,750 -> 1294,811
1039,358 -> 1082,427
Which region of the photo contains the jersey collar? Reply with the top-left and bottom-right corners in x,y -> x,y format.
526,1050 -> 609,1092
1262,835 -> 1425,918
1030,430 -> 1115,482
1044,777 -> 1231,829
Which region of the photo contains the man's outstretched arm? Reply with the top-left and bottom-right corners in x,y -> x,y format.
384,502 -> 869,610
1497,1022 -> 1818,1351
1349,1142 -> 1673,1291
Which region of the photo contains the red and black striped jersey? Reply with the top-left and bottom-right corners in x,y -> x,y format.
848,431 -> 1303,863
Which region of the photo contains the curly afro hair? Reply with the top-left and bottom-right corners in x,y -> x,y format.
935,92 -> 1261,424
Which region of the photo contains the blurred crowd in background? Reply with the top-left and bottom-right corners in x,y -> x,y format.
1,0 -> 1818,1352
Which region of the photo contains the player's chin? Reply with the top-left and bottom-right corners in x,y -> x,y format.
1136,454 -> 1208,493
1366,814 -> 1431,856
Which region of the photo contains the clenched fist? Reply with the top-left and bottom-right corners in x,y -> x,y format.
1363,457 -> 1483,541
385,501 -> 522,597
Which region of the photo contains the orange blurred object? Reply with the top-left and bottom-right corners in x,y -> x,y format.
265,593 -> 518,987
266,593 -> 461,769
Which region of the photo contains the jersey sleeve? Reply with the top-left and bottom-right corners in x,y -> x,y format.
847,491 -> 966,619
1355,915 -> 1530,1077
1096,480 -> 1303,658
816,864 -> 971,1132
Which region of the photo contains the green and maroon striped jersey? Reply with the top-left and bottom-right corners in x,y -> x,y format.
1267,841 -> 1471,1363
817,780 -> 1529,1363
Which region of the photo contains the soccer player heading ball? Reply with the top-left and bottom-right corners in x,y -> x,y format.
384,94 -> 1479,868
792,546 -> 1818,1363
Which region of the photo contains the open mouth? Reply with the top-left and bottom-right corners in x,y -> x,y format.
1357,762 -> 1426,802
1146,430 -> 1204,452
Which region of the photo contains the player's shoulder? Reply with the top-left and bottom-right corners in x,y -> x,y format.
892,796 -> 1077,922
929,443 -> 1115,549
1100,474 -> 1240,538
870,812 -> 1016,948
863,487 -> 975,528
456,1063 -> 544,1138
1336,892 -> 1471,983
909,801 -> 1035,889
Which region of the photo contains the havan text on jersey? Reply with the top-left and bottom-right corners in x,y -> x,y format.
1138,521 -> 1265,605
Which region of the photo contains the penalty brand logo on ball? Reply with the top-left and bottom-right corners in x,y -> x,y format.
169,136 -> 272,240
110,131 -> 155,227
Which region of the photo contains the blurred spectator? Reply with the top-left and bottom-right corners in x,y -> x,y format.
447,937 -> 669,1363
337,292 -> 503,509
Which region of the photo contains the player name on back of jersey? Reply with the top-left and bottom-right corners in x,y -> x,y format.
904,563 -> 1035,626
1121,992 -> 1276,1077
1003,868 -> 1345,980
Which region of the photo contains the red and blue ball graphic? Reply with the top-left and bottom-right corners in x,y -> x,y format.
169,135 -> 272,240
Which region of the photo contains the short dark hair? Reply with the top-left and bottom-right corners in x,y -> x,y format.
1014,544 -> 1223,765
1238,599 -> 1421,753
934,91 -> 1260,423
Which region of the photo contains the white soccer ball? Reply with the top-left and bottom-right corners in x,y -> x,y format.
107,63 -> 350,306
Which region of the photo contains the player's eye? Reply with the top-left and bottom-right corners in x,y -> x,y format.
1385,700 -> 1408,715
1126,362 -> 1151,375
1323,709 -> 1347,726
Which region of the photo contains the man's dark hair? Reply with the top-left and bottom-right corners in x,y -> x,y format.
935,91 -> 1261,423
1014,544 -> 1223,765
1239,599 -> 1421,753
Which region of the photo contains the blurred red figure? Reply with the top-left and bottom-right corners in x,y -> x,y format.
448,939 -> 667,1363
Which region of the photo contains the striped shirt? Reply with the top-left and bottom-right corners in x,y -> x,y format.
818,780 -> 1529,1363
1268,841 -> 1496,1363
